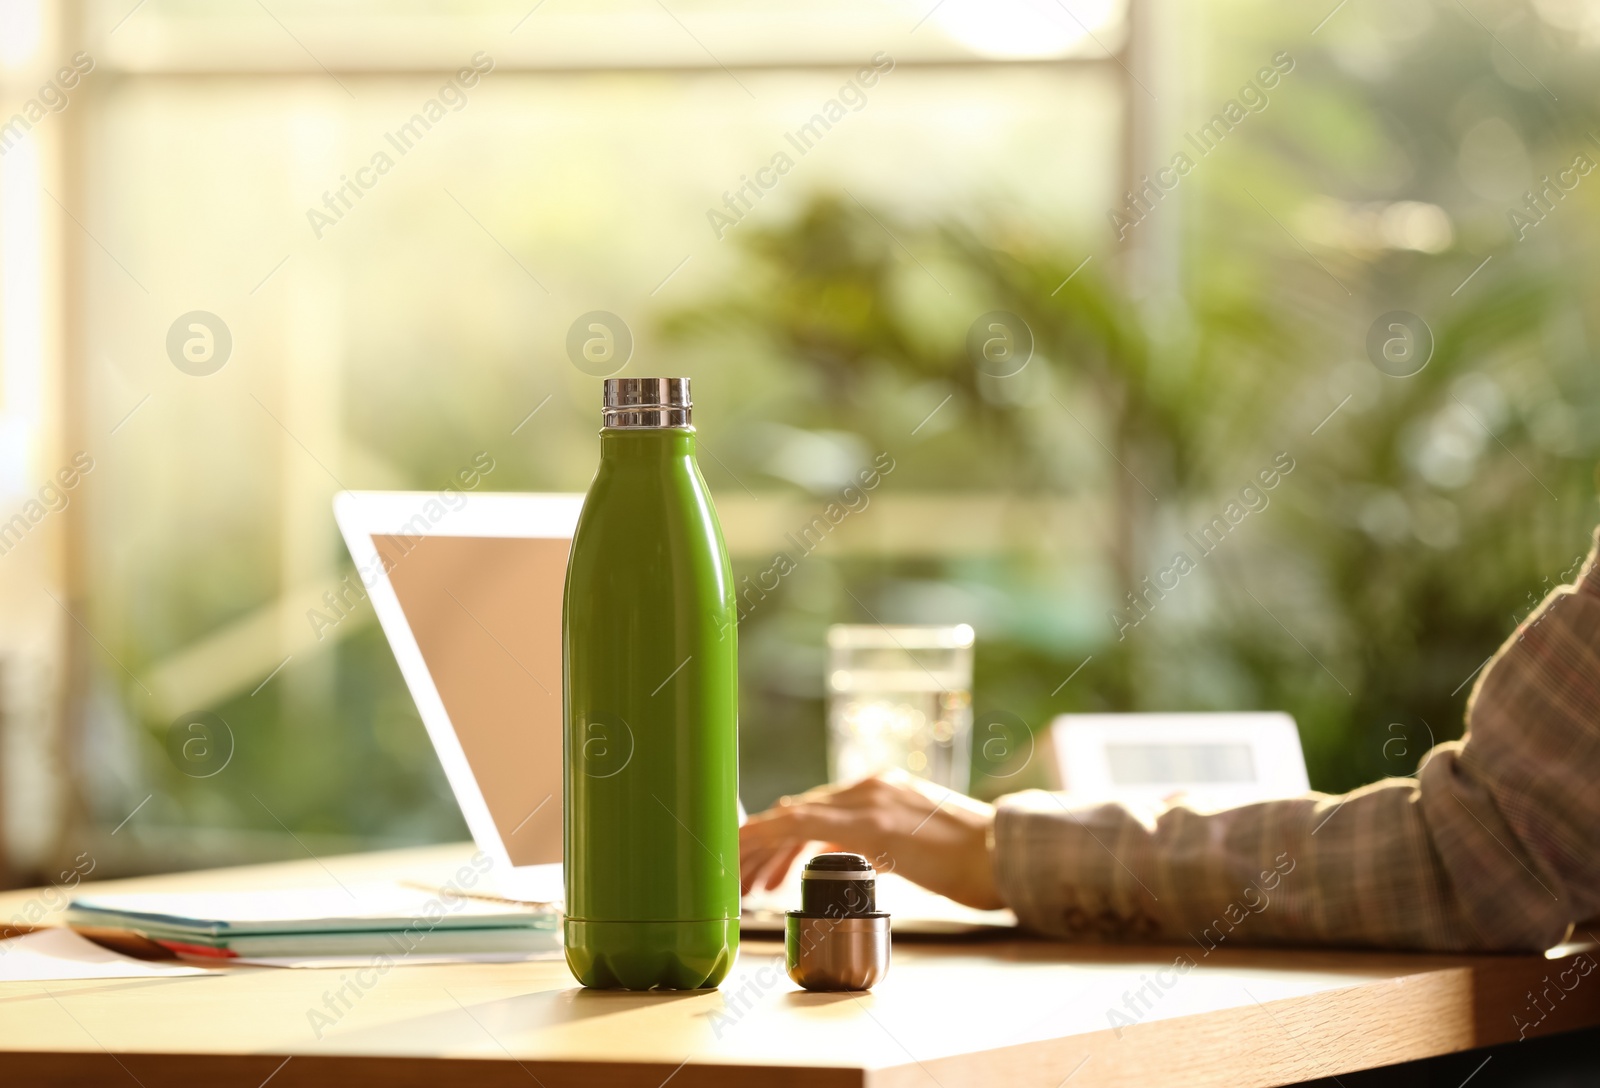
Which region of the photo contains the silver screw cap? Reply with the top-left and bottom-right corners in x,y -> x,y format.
602,377 -> 691,428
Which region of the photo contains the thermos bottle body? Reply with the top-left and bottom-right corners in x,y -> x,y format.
562,377 -> 740,990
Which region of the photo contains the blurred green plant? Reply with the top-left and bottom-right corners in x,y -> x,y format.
665,167 -> 1597,807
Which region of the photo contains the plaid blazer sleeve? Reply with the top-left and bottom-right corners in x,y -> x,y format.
992,528 -> 1600,952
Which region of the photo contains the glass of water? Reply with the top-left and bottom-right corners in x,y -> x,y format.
825,624 -> 975,792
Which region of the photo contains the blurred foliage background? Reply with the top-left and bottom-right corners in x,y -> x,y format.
672,0 -> 1600,808
14,0 -> 1598,878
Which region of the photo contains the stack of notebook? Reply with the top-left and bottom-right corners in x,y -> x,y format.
65,882 -> 560,961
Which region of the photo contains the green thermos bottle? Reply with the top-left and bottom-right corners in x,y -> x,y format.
562,376 -> 740,989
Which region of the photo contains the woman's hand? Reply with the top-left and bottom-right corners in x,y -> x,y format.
738,771 -> 1004,910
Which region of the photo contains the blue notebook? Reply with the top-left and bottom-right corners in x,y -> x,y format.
66,882 -> 560,960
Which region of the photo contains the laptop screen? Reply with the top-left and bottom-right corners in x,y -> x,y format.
377,533 -> 568,868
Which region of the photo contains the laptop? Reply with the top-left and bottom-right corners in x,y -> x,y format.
334,490 -> 579,904
334,489 -> 1016,933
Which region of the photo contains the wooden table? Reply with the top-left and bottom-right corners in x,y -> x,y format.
2,843 -> 1597,1087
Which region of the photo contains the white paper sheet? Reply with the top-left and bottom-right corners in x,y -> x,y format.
0,928 -> 211,981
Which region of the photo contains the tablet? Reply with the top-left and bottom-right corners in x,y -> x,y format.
1048,711 -> 1309,811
